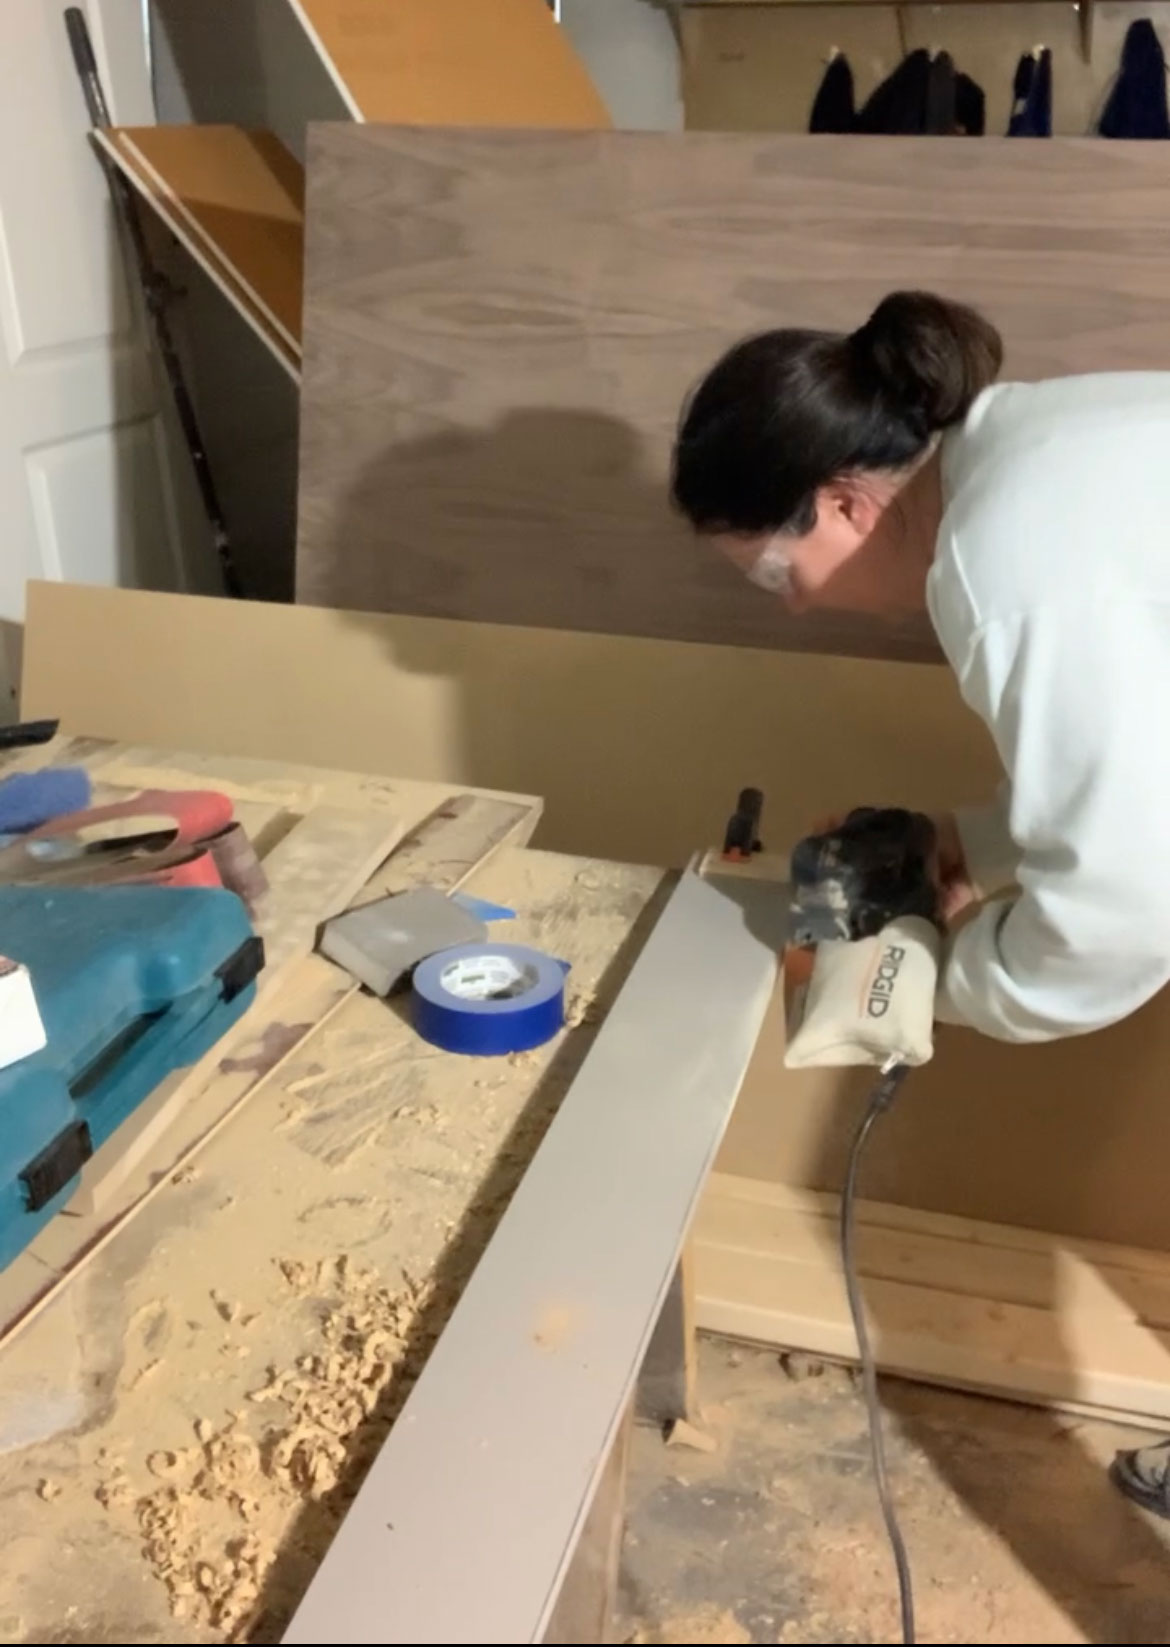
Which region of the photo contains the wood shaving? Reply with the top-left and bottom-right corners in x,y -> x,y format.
129,1255 -> 436,1641
664,1418 -> 718,1454
564,986 -> 600,1029
211,1291 -> 242,1324
95,1473 -> 134,1511
278,1258 -> 313,1292
631,1606 -> 751,1644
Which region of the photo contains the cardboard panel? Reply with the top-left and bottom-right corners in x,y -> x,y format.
297,125 -> 1170,661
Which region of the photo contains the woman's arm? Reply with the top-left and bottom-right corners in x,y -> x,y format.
937,603 -> 1170,1043
954,783 -> 1020,900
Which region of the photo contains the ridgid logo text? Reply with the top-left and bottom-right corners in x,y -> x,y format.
866,943 -> 906,1019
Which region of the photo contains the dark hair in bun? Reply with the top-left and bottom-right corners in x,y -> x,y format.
671,290 -> 1003,536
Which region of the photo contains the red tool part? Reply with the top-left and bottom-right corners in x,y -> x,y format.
29,788 -> 232,848
132,845 -> 223,890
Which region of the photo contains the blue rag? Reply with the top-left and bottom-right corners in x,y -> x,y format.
0,768 -> 91,834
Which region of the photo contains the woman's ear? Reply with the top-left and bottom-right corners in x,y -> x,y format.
817,478 -> 887,542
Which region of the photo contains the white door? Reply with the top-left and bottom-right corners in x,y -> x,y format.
0,0 -> 193,716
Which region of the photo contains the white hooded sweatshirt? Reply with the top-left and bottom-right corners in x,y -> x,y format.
930,373 -> 1170,1043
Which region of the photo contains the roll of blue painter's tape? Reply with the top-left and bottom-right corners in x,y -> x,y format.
411,942 -> 568,1056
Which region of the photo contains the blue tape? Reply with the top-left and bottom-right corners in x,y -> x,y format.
450,891 -> 516,922
412,942 -> 567,1056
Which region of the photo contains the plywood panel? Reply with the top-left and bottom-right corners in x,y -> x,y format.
296,126 -> 1170,662
94,129 -> 300,378
109,126 -> 303,348
285,0 -> 610,126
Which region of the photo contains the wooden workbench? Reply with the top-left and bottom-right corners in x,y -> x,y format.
0,738 -> 667,1644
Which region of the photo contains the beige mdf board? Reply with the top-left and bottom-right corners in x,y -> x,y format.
899,3 -> 1170,136
680,1 -> 904,132
20,582 -> 1003,872
681,0 -> 1157,136
285,0 -> 610,126
714,869 -> 1170,1255
295,126 -> 1170,664
93,127 -> 301,379
24,583 -> 1170,1256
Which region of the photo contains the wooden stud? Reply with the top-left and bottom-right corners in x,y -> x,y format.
694,1173 -> 1170,1428
542,1403 -> 632,1646
637,1246 -> 698,1427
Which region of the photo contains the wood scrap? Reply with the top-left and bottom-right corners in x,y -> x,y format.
664,1418 -> 716,1454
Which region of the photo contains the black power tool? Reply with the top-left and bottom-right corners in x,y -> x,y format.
720,790 -> 936,1647
789,807 -> 940,948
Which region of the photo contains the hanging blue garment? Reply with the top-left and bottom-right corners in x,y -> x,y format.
1099,19 -> 1170,139
1008,48 -> 1053,137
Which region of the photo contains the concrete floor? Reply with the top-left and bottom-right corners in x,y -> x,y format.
618,1337 -> 1170,1645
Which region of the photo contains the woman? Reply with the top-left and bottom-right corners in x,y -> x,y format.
672,290 -> 1170,1517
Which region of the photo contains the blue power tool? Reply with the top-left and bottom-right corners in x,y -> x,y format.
0,885 -> 263,1271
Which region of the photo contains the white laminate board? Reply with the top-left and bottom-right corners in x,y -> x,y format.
282,870 -> 778,1644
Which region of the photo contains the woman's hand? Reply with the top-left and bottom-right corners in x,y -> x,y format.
803,809 -> 980,928
931,811 -> 979,927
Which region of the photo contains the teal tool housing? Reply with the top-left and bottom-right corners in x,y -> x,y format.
0,885 -> 263,1271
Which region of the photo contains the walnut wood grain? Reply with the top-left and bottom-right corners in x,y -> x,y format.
297,128 -> 1170,663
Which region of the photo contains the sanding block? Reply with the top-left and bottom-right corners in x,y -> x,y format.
319,887 -> 487,996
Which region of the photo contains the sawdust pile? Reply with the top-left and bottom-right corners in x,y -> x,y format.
630,1605 -> 752,1644
121,1255 -> 433,1642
